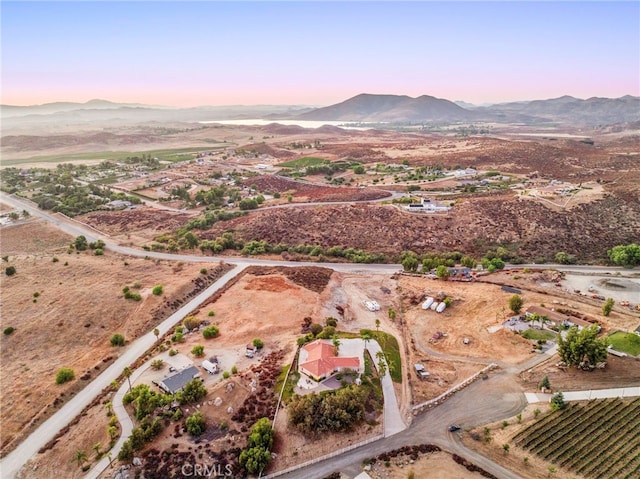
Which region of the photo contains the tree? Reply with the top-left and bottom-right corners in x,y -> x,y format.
602,298 -> 614,316
387,309 -> 396,320
191,344 -> 205,357
310,323 -> 323,336
110,333 -> 125,347
607,243 -> 640,267
401,255 -> 419,272
376,351 -> 387,377
5,266 -> 16,276
152,285 -> 163,296
550,392 -> 566,411
509,294 -> 523,314
361,329 -> 372,350
557,325 -> 608,369
539,375 -> 551,391
435,264 -> 450,280
555,251 -> 576,265
151,359 -> 164,370
178,378 -> 207,404
74,235 -> 88,251
503,443 -> 510,454
185,411 -> 206,436
105,401 -> 113,416
183,316 -> 200,331
56,367 -> 75,384
153,328 -> 160,340
202,325 -> 219,339
253,338 -> 264,350
332,335 -> 341,355
239,417 -> 274,474
375,318 -> 381,331
93,442 -> 102,458
74,450 -> 88,468
123,366 -> 132,393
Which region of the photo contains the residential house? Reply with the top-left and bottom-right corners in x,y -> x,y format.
299,339 -> 361,382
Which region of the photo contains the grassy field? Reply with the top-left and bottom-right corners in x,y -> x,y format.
521,329 -> 556,342
513,397 -> 640,479
370,330 -> 402,383
277,157 -> 328,168
1,146 -> 227,167
608,331 -> 640,356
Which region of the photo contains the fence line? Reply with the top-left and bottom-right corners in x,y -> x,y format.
262,433 -> 385,478
412,363 -> 498,412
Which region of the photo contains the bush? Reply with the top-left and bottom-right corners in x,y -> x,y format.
56,367 -> 75,384
152,285 -> 163,296
186,412 -> 206,436
151,359 -> 164,370
208,310 -> 215,317
325,317 -> 338,327
94,248 -> 104,256
3,326 -> 15,336
110,334 -> 125,347
191,345 -> 205,357
202,325 -> 219,339
183,316 -> 200,331
509,294 -> 523,314
222,371 -> 230,379
52,257 -> 59,263
5,266 -> 16,276
200,268 -> 207,274
252,338 -> 264,350
550,391 -> 566,411
231,365 -> 238,374
168,348 -> 178,356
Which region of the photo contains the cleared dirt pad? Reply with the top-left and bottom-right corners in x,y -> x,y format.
367,450 -> 488,479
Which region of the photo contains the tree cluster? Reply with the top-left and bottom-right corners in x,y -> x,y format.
607,243 -> 640,267
239,418 -> 274,474
287,385 -> 367,434
557,325 -> 608,369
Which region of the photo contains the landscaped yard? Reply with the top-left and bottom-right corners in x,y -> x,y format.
521,329 -> 556,342
277,156 -> 328,168
370,331 -> 402,383
608,331 -> 640,356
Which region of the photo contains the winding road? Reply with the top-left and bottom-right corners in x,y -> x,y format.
0,191 -> 634,479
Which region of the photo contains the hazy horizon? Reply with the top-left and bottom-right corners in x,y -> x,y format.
2,1 -> 638,107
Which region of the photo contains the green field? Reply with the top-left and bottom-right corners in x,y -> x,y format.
608,331 -> 640,356
521,329 -> 556,342
1,146 -> 227,167
277,157 -> 328,168
513,397 -> 640,479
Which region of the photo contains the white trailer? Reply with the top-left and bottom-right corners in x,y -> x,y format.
430,301 -> 439,311
422,297 -> 435,310
202,360 -> 219,374
436,302 -> 447,313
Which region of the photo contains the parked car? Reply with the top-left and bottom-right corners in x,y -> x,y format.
448,424 -> 461,432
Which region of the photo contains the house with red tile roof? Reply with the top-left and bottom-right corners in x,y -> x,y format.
299,339 -> 361,382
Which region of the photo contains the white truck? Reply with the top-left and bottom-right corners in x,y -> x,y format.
202,359 -> 219,374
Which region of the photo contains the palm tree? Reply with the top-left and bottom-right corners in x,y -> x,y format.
123,366 -> 132,393
361,330 -> 372,351
153,328 -> 160,340
105,401 -> 113,416
74,450 -> 88,468
375,319 -> 381,332
93,442 -> 102,458
332,335 -> 341,355
376,351 -> 387,377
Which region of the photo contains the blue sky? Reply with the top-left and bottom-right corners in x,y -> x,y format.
2,1 -> 638,106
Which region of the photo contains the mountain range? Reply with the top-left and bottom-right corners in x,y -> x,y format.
2,94 -> 639,127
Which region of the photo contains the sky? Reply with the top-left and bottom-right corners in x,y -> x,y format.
1,1 -> 639,107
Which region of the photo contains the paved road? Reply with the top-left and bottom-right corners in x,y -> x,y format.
0,191 -> 634,478
0,264 -> 248,479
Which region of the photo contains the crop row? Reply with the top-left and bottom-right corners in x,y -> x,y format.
516,402 -> 587,448
558,399 -> 640,470
518,398 -> 614,451
607,452 -> 640,479
532,399 -> 626,456
535,398 -> 633,460
512,402 -> 579,443
575,408 -> 640,476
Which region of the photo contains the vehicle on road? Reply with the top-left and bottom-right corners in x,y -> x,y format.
448,424 -> 461,432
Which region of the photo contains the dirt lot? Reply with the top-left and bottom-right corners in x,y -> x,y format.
0,220 -> 223,455
366,449 -> 489,479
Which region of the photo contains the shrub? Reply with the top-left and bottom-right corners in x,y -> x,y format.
110,334 -> 125,347
200,268 -> 207,274
191,345 -> 205,357
152,285 -> 163,296
202,325 -> 219,339
325,317 -> 338,327
207,310 -> 215,317
186,412 -> 206,436
252,338 -> 264,350
151,359 -> 164,370
222,371 -> 230,379
5,266 -> 16,276
52,257 -> 59,263
168,348 -> 178,356
56,367 -> 75,384
231,365 -> 238,374
3,326 -> 15,336
94,248 -> 104,256
183,316 -> 200,331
